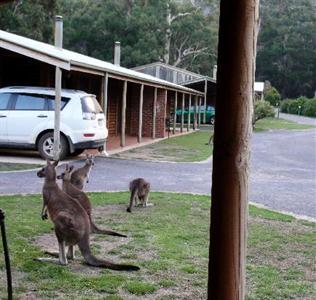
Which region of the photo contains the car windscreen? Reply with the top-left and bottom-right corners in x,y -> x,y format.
81,95 -> 103,114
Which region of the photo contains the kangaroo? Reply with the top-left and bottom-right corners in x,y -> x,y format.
127,178 -> 151,213
70,154 -> 94,190
36,160 -> 139,271
57,164 -> 127,237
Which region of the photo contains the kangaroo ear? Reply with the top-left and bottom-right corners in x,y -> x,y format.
65,163 -> 69,170
53,160 -> 59,167
69,165 -> 74,172
46,159 -> 51,165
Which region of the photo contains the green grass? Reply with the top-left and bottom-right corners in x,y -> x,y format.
114,130 -> 213,162
254,117 -> 315,131
0,162 -> 42,172
0,193 -> 314,299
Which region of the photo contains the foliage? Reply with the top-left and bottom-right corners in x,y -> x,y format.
253,100 -> 275,126
256,0 -> 316,98
281,97 -> 316,117
264,87 -> 281,107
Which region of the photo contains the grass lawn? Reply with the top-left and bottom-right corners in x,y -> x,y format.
0,162 -> 42,172
113,130 -> 213,162
254,117 -> 315,132
0,192 -> 314,299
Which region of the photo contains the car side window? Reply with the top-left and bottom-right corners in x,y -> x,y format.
0,93 -> 11,110
14,94 -> 46,110
47,96 -> 70,111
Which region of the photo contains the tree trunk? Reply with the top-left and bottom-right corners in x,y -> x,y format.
207,0 -> 258,299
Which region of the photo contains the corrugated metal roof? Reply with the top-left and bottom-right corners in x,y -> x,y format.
0,30 -> 202,95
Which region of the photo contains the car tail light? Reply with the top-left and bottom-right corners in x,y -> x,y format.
84,133 -> 95,137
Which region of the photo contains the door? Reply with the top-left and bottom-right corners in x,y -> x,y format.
0,93 -> 12,142
7,93 -> 48,144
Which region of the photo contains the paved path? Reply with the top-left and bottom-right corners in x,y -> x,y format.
279,112 -> 316,126
0,119 -> 315,219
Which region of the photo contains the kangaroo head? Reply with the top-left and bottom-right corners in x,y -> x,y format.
86,154 -> 95,167
37,160 -> 59,180
57,164 -> 74,181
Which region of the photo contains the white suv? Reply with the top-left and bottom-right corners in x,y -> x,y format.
0,86 -> 107,160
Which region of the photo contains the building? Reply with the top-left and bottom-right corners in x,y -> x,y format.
0,30 -> 204,152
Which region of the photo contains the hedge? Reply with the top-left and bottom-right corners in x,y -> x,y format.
280,97 -> 316,117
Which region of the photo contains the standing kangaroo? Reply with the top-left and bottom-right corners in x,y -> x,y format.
127,178 -> 151,213
70,154 -> 94,190
36,160 -> 139,271
57,164 -> 126,237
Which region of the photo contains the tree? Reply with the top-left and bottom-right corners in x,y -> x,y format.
264,87 -> 281,106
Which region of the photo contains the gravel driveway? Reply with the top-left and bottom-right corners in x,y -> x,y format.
0,121 -> 315,219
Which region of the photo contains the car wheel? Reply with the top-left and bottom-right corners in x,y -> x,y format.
38,132 -> 69,160
209,117 -> 215,125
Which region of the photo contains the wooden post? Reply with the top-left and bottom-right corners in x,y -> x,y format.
197,97 -> 201,128
102,72 -> 109,152
187,94 -> 191,131
173,91 -> 178,134
180,93 -> 185,133
203,78 -> 208,124
138,84 -> 144,143
207,0 -> 257,299
53,16 -> 63,161
121,80 -> 127,147
193,95 -> 197,130
152,87 -> 157,139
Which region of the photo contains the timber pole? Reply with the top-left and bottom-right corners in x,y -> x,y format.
173,91 -> 178,134
102,72 -> 109,154
207,0 -> 257,299
152,87 -> 157,139
193,95 -> 197,130
197,97 -> 201,128
187,94 -> 191,131
203,78 -> 207,124
138,84 -> 144,143
121,80 -> 127,147
181,93 -> 185,133
53,16 -> 63,161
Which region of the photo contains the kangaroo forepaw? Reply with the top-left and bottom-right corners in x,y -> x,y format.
41,213 -> 48,220
126,207 -> 132,213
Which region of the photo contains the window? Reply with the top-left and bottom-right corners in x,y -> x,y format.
81,95 -> 103,113
47,96 -> 70,111
0,93 -> 11,110
15,94 -> 46,110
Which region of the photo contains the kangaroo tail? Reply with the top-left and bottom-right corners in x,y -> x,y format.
127,188 -> 137,213
90,222 -> 127,237
78,238 -> 139,271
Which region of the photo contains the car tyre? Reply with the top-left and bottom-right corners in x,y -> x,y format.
38,132 -> 69,160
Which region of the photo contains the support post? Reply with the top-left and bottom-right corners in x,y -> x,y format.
152,87 -> 157,139
203,78 -> 207,124
138,84 -> 144,143
181,93 -> 185,133
193,95 -> 197,130
187,94 -> 191,131
53,16 -> 63,161
121,80 -> 127,147
198,97 -> 201,128
173,91 -> 178,134
207,0 -> 257,299
102,72 -> 109,155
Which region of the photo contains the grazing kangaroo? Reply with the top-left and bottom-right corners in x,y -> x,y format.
57,164 -> 126,237
70,154 -> 94,190
127,178 -> 151,213
36,160 -> 139,271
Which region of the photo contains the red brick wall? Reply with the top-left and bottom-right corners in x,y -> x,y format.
155,89 -> 167,138
142,86 -> 154,137
127,83 -> 140,136
107,79 -> 122,136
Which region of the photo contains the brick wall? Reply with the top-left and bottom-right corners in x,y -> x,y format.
155,88 -> 167,138
107,79 -> 122,136
142,86 -> 154,137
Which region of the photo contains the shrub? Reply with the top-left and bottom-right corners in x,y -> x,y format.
264,87 -> 281,106
253,100 -> 275,126
287,97 -> 308,115
280,99 -> 292,113
302,98 -> 316,117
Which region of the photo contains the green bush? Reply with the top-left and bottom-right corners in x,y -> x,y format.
287,97 -> 308,114
280,99 -> 292,113
253,100 -> 275,126
302,98 -> 316,117
264,87 -> 281,106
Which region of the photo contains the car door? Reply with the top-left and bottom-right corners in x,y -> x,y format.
0,92 -> 12,143
7,93 -> 48,144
